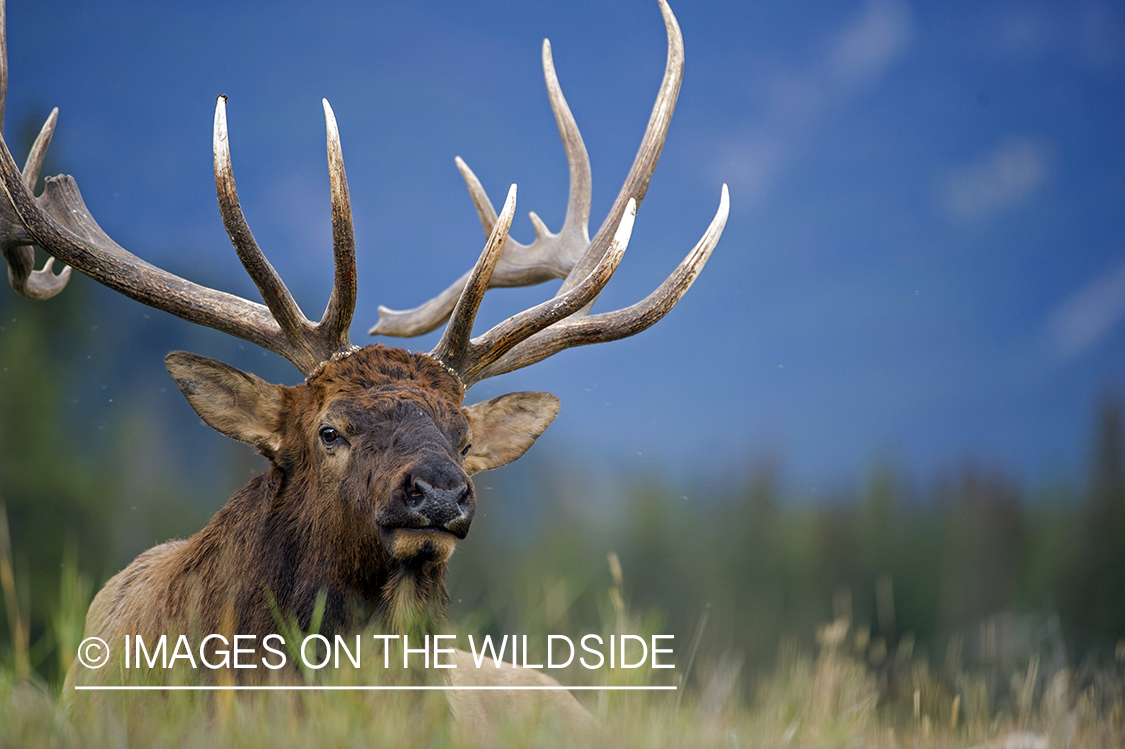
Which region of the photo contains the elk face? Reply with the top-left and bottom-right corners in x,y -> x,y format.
165,345 -> 559,566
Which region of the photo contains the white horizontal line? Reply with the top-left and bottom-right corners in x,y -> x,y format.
75,685 -> 676,691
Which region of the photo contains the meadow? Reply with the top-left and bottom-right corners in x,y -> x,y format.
3,271 -> 1125,747
2,499 -> 1124,747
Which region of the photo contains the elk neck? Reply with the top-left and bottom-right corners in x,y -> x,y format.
168,461 -> 453,641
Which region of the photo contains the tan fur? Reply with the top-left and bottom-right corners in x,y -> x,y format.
165,353 -> 285,456
463,392 -> 560,475
447,650 -> 597,745
384,528 -> 459,562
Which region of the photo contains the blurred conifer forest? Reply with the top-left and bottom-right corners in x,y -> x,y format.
2,268 -> 1124,695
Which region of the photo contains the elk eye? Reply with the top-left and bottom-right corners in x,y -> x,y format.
319,427 -> 341,446
460,442 -> 472,458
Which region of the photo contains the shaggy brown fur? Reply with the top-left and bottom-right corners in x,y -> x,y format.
68,344 -> 560,684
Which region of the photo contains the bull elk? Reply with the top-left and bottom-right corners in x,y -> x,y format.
0,0 -> 727,734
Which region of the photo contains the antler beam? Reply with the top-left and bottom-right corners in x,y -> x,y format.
0,71 -> 358,374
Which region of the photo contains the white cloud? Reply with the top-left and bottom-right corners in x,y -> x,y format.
765,71 -> 825,129
710,0 -> 914,206
714,130 -> 787,205
829,0 -> 915,85
1047,261 -> 1125,361
988,1 -> 1123,70
942,138 -> 1050,219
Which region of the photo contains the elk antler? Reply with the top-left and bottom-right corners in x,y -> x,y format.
0,0 -> 357,376
371,0 -> 729,388
0,0 -> 70,300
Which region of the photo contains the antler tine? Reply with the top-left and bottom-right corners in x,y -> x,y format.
432,194 -> 635,387
558,0 -> 682,299
2,107 -> 72,299
542,37 -> 594,252
455,35 -> 596,275
368,12 -> 602,339
473,184 -> 728,383
0,0 -> 72,300
431,184 -> 518,373
213,96 -> 308,342
318,98 -> 358,353
21,107 -> 55,188
455,198 -> 636,386
0,0 -> 7,135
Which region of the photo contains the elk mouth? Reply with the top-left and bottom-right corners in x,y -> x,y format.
400,521 -> 461,533
392,525 -> 463,539
377,514 -> 471,539
378,524 -> 464,563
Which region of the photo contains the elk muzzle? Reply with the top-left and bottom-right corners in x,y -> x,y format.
378,461 -> 474,562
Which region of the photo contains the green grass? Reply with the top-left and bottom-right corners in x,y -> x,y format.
2,529 -> 1124,747
4,606 -> 1125,744
4,624 -> 1124,748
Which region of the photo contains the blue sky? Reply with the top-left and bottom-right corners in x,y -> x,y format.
4,0 -> 1124,492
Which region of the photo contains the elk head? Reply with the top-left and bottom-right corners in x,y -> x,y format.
0,0 -> 727,632
165,345 -> 560,571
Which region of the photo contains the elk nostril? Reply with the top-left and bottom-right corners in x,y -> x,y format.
403,475 -> 425,508
456,485 -> 472,509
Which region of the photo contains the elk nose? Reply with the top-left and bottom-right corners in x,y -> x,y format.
403,470 -> 473,530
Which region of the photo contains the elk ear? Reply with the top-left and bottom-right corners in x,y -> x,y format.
461,392 -> 560,475
165,351 -> 285,457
